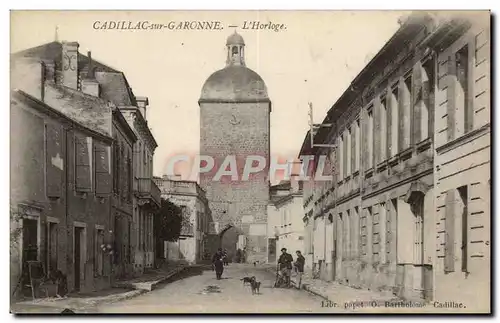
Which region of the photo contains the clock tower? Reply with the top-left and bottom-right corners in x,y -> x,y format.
199,32 -> 271,264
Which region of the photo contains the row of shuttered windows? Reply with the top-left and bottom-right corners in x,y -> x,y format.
44,122 -> 133,199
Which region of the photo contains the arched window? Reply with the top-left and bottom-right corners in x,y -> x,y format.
232,46 -> 239,56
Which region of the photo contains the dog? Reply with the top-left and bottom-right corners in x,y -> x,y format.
240,276 -> 255,285
250,277 -> 261,295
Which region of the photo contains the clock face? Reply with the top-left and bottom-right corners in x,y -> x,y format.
229,114 -> 240,125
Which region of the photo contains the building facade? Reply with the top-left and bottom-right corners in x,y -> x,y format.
300,12 -> 490,305
120,100 -> 160,276
11,39 -> 153,289
267,180 -> 305,264
432,16 -> 490,310
111,110 -> 137,279
155,177 -> 211,264
10,85 -> 115,295
198,32 -> 271,263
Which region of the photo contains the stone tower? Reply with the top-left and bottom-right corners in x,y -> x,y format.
199,32 -> 271,263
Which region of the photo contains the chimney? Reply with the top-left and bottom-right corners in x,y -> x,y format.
42,59 -> 56,83
61,41 -> 79,90
87,51 -> 95,79
81,50 -> 100,97
136,96 -> 149,119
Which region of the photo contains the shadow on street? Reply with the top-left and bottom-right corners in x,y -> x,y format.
155,265 -> 208,288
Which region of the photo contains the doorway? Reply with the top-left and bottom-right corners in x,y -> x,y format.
268,238 -> 277,263
21,218 -> 39,284
220,226 -> 239,263
410,191 -> 426,299
74,226 -> 84,292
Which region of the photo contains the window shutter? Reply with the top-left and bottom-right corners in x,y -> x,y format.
45,123 -> 63,197
95,142 -> 112,195
351,127 -> 356,174
387,94 -> 392,158
399,78 -> 408,151
75,133 -> 91,191
412,62 -> 423,144
444,189 -> 456,272
373,101 -> 381,165
362,111 -> 368,170
446,55 -> 457,142
343,132 -> 347,177
422,59 -> 435,140
128,155 -> 133,201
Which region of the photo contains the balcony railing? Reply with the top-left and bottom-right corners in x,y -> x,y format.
134,178 -> 161,207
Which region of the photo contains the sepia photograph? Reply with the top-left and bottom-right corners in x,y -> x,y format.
8,9 -> 491,314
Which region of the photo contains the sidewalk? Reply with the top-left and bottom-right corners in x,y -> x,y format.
263,267 -> 488,313
263,267 -> 395,305
298,272 -> 397,305
11,263 -> 188,314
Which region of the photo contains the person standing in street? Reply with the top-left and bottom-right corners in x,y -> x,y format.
212,248 -> 225,280
294,250 -> 305,289
223,249 -> 229,266
277,248 -> 293,287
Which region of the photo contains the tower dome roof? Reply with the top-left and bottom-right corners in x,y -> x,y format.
200,65 -> 268,102
226,32 -> 245,46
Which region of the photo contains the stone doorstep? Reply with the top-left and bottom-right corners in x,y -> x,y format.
113,265 -> 187,291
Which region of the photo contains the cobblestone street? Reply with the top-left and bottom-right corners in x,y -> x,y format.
96,265 -> 335,314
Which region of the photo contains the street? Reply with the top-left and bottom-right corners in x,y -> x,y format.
96,264 -> 334,314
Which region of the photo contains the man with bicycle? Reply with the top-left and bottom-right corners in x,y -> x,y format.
277,248 -> 293,288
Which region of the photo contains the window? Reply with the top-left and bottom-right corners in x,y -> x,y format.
45,123 -> 63,198
95,143 -> 112,195
367,108 -> 374,169
419,58 -> 435,142
128,154 -> 133,201
456,45 -> 472,136
379,97 -> 387,162
75,134 -> 92,192
390,87 -> 399,157
113,141 -> 120,194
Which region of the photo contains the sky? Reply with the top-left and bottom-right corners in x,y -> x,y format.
10,10 -> 406,181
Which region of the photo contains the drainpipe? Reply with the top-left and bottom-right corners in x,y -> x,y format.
323,206 -> 326,280
65,128 -> 70,282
